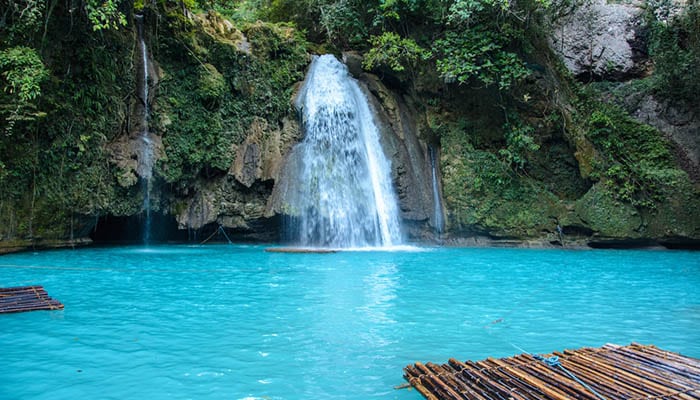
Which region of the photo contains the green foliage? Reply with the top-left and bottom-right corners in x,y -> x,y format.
0,46 -> 49,134
3,0 -> 46,42
317,0 -> 368,46
0,46 -> 48,103
363,32 -> 431,73
499,113 -> 539,171
223,0 -> 264,21
585,103 -> 685,208
85,0 -> 127,30
648,0 -> 700,106
260,0 -> 543,91
198,63 -> 227,107
432,0 -> 547,89
262,0 -> 369,46
435,29 -> 529,89
156,16 -> 308,185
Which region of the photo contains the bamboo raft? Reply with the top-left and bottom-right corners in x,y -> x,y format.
404,343 -> 700,399
0,285 -> 64,314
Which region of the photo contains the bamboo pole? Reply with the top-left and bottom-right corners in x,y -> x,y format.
478,358 -> 549,398
508,354 -> 603,400
448,358 -> 529,400
565,349 -> 697,399
593,347 -> 700,392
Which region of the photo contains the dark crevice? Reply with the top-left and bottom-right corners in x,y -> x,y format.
90,213 -> 188,244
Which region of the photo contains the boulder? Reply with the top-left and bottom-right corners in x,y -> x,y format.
549,0 -> 649,80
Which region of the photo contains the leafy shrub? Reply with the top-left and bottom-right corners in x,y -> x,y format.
363,32 -> 431,73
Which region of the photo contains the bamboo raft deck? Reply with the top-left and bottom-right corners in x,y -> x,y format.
404,343 -> 700,399
0,285 -> 64,314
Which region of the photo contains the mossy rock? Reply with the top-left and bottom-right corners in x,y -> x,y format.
574,183 -> 642,238
442,141 -> 566,238
643,182 -> 700,239
198,63 -> 227,105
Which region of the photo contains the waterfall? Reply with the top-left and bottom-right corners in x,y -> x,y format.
136,14 -> 154,243
286,54 -> 403,248
429,145 -> 444,236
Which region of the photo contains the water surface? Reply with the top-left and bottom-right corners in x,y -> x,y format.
1,245 -> 698,399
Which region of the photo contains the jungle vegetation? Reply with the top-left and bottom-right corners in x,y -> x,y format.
1,0 -> 698,243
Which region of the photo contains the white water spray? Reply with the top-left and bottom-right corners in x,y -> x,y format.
287,55 -> 403,248
136,15 -> 154,243
429,145 -> 444,236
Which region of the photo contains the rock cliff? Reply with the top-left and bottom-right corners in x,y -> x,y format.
1,2 -> 698,253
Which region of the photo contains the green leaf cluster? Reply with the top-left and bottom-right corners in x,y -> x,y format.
0,46 -> 49,134
362,32 -> 431,73
0,47 -> 49,103
499,113 -> 540,171
434,29 -> 529,89
86,0 -> 128,30
584,102 -> 685,209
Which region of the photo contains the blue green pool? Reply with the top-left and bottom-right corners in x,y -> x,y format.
1,245 -> 698,399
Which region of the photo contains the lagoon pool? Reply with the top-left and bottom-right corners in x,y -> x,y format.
1,245 -> 698,399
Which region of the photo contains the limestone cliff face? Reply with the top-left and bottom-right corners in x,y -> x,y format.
624,94 -> 700,181
6,3 -> 699,253
171,116 -> 301,238
550,0 -> 699,182
549,0 -> 650,80
105,11 -> 311,241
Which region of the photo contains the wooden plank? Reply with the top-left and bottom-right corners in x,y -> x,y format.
0,285 -> 45,293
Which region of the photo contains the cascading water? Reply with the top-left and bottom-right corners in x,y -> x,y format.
429,145 -> 444,236
286,54 -> 403,248
136,14 -> 154,243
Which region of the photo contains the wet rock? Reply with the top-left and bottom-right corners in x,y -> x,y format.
173,176 -> 279,240
573,183 -> 643,239
231,117 -> 301,188
360,74 -> 435,229
342,51 -> 364,78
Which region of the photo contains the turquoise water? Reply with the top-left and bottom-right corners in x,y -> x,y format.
1,245 -> 698,399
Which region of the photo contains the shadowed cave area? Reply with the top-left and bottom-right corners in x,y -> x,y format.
90,214 -> 188,244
